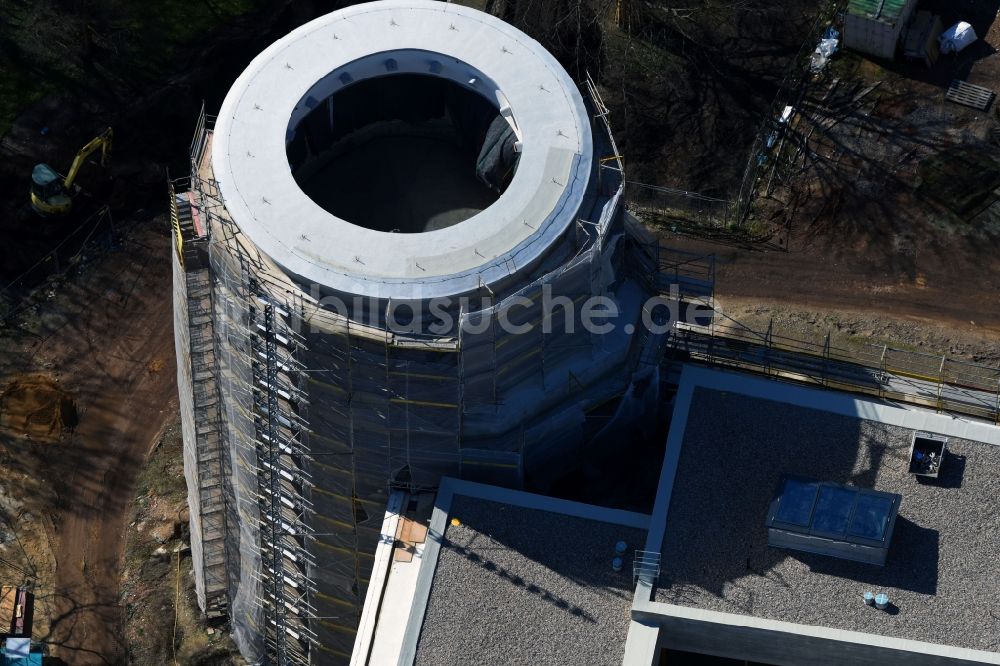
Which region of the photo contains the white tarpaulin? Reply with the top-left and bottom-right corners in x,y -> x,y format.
810,27 -> 840,72
939,21 -> 977,54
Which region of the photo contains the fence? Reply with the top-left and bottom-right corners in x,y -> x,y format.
670,311 -> 1000,424
0,206 -> 118,324
626,182 -> 731,226
623,181 -> 790,247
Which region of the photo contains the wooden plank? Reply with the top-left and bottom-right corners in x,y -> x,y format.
946,88 -> 985,100
952,80 -> 986,92
851,81 -> 882,104
392,517 -> 428,562
946,94 -> 992,110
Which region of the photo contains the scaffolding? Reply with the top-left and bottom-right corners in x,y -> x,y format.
669,311 -> 1000,424
170,179 -> 229,617
171,73 -> 662,664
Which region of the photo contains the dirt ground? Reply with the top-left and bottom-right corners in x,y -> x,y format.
660,2 -> 1000,347
668,226 -> 1000,333
486,0 -> 819,193
121,416 -> 242,666
0,225 -> 176,663
0,375 -> 78,443
717,295 -> 1000,364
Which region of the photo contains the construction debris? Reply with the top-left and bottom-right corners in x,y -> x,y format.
810,27 -> 840,72
946,80 -> 995,111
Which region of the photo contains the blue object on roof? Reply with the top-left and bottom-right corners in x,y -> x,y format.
849,493 -> 895,541
766,476 -> 901,565
812,485 -> 856,535
773,478 -> 817,527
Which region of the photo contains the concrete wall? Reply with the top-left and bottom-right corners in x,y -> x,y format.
632,604 -> 1000,666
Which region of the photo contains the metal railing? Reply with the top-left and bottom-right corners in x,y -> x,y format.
670,313 -> 1000,424
167,177 -> 186,265
190,102 -> 216,172
633,550 -> 661,586
585,70 -> 623,177
626,235 -> 715,302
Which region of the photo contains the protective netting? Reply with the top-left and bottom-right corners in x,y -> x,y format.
195,198 -> 628,662
178,81 -> 640,664
172,191 -> 229,619
209,238 -> 267,663
456,186 -> 624,488
172,233 -> 203,607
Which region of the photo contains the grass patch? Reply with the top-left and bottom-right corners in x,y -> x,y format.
136,426 -> 187,501
0,67 -> 55,137
110,0 -> 269,79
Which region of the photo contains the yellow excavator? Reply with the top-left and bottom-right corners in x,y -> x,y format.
30,127 -> 113,216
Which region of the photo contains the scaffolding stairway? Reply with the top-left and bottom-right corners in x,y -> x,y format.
186,268 -> 229,618
252,298 -> 317,665
172,181 -> 229,618
175,194 -> 208,270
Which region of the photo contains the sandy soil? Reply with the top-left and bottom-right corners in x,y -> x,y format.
717,296 -> 1000,365
668,231 -> 1000,335
0,224 -> 176,663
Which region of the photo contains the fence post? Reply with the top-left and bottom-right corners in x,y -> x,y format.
879,345 -> 887,399
764,319 -> 773,376
995,379 -> 1000,425
821,332 -> 831,386
936,356 -> 946,413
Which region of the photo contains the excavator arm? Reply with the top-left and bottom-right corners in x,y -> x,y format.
63,127 -> 113,191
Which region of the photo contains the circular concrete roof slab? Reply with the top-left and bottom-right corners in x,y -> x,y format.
213,0 -> 593,300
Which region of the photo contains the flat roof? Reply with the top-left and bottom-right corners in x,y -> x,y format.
415,496 -> 643,665
399,479 -> 649,666
655,386 -> 1000,653
213,0 -> 592,299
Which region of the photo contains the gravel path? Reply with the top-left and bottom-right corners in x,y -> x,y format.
656,388 -> 1000,652
415,496 -> 644,666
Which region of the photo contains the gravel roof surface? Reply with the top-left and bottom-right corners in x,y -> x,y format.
415,495 -> 644,666
656,388 -> 1000,652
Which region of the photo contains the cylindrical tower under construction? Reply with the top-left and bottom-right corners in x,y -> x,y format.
169,1 -> 681,663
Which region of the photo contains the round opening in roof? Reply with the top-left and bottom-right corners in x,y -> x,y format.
287,64 -> 521,233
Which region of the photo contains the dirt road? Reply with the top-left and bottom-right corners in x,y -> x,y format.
667,229 -> 1000,336
0,225 -> 176,663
